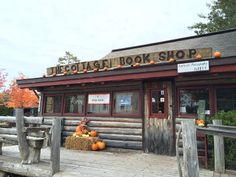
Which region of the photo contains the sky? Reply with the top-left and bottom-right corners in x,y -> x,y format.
0,0 -> 210,87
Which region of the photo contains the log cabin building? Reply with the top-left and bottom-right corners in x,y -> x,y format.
17,29 -> 236,157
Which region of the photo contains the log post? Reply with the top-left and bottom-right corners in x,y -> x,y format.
50,118 -> 61,176
181,120 -> 199,177
16,108 -> 30,163
213,120 -> 225,174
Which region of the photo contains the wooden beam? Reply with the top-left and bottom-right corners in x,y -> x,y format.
182,120 -> 199,177
213,120 -> 225,174
99,133 -> 142,141
50,118 -> 61,176
0,116 -> 43,125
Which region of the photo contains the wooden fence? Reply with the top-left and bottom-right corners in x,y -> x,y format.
0,109 -> 61,177
176,120 -> 236,177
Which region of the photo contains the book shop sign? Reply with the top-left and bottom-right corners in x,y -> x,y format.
88,94 -> 110,104
177,61 -> 209,73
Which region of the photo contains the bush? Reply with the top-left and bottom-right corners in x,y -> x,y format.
0,105 -> 13,116
208,110 -> 236,170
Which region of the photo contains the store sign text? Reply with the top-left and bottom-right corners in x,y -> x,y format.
177,61 -> 209,73
47,48 -> 212,75
88,94 -> 110,104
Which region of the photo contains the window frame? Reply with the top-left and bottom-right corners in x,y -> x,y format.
112,90 -> 141,117
148,88 -> 168,118
86,92 -> 112,117
177,86 -> 213,118
214,85 -> 236,113
63,93 -> 86,116
43,94 -> 64,116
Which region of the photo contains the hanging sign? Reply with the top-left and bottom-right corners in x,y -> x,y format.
88,94 -> 110,104
177,61 -> 209,73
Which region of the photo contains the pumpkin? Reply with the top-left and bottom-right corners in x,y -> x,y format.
149,60 -> 155,64
73,70 -> 77,74
134,63 -> 140,67
93,68 -> 98,72
214,51 -> 221,58
117,64 -> 122,68
76,126 -> 81,132
91,143 -> 98,151
83,69 -> 87,73
103,67 -> 108,71
168,58 -> 176,63
90,130 -> 97,137
63,71 -> 67,75
76,131 -> 83,136
195,54 -> 202,60
82,129 -> 88,134
96,141 -> 106,150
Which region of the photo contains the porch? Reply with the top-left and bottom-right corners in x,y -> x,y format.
0,145 -> 215,177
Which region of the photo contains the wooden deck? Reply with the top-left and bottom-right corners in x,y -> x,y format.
0,145 -> 216,177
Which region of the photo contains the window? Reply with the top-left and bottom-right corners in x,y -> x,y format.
179,88 -> 209,115
44,95 -> 62,114
87,93 -> 110,115
151,90 -> 166,114
216,87 -> 236,112
113,92 -> 139,115
64,94 -> 85,114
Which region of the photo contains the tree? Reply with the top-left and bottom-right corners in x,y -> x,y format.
189,0 -> 236,35
6,74 -> 38,109
0,69 -> 7,90
58,51 -> 80,65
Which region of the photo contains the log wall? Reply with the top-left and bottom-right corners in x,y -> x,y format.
43,117 -> 143,150
144,81 -> 175,155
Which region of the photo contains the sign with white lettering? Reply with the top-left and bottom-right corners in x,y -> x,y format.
88,94 -> 110,104
177,61 -> 209,73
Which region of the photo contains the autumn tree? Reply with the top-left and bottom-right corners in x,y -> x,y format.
189,0 -> 236,34
6,74 -> 38,109
58,51 -> 80,65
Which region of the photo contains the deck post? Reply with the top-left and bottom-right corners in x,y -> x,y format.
181,120 -> 199,177
213,119 -> 225,174
50,118 -> 61,176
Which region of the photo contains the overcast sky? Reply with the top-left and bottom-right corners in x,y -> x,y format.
0,0 -> 210,86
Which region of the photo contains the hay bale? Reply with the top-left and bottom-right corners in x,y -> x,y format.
65,136 -> 98,151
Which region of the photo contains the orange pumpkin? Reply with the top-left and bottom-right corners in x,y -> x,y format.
134,63 -> 140,67
117,64 -> 122,68
149,60 -> 155,64
90,130 -> 97,137
73,70 -> 77,74
214,51 -> 221,58
168,58 -> 176,63
76,126 -> 81,132
195,54 -> 202,60
91,143 -> 98,151
82,129 -> 88,134
63,71 -> 67,75
76,131 -> 83,136
103,67 -> 108,71
83,69 -> 87,73
93,68 -> 98,72
96,141 -> 106,150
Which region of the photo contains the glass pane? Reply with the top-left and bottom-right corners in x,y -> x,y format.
45,97 -> 53,113
217,88 -> 236,112
87,104 -> 110,114
114,92 -> 139,114
65,95 -> 85,114
179,88 -> 209,114
151,90 -> 165,114
54,96 -> 62,113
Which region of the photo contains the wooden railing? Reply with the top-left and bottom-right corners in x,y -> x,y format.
0,109 -> 61,177
176,120 -> 236,177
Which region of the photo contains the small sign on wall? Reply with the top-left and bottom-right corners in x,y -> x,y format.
177,61 -> 209,73
88,94 -> 110,104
